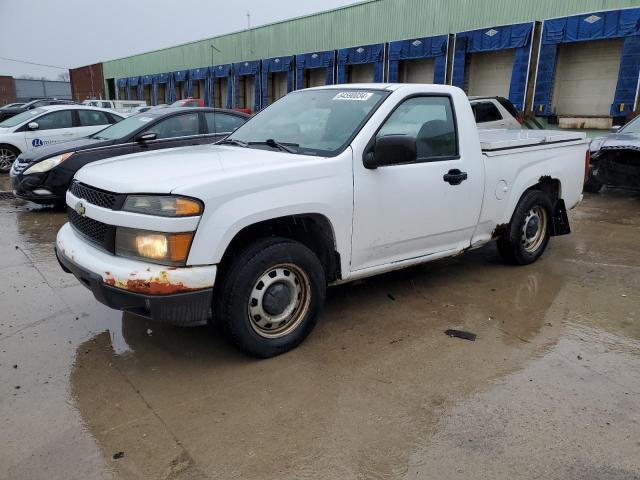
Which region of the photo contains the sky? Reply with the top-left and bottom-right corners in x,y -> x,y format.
0,0 -> 363,80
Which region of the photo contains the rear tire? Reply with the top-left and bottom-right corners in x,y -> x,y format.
215,237 -> 326,358
497,190 -> 553,265
0,145 -> 19,173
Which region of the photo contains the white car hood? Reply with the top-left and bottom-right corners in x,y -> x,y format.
74,144 -> 320,193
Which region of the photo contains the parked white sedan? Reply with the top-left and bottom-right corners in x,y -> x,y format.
0,105 -> 125,172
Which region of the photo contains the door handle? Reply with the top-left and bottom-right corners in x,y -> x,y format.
443,169 -> 468,185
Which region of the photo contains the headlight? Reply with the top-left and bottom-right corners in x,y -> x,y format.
115,227 -> 194,265
23,152 -> 74,175
122,195 -> 203,217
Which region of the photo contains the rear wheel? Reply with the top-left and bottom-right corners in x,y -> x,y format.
497,190 -> 553,265
0,145 -> 19,173
216,237 -> 326,357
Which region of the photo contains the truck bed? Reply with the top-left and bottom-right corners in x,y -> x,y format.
479,129 -> 586,154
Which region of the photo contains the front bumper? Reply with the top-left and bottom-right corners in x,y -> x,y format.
10,169 -> 65,204
56,223 -> 217,326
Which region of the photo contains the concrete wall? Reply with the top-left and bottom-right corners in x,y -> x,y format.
14,79 -> 71,102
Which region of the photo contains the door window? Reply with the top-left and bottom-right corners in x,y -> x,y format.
204,112 -> 245,134
143,113 -> 199,139
377,96 -> 458,161
35,110 -> 73,130
472,102 -> 502,123
78,109 -> 110,126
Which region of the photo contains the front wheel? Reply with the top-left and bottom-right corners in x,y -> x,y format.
497,190 -> 553,265
0,145 -> 19,173
216,237 -> 326,357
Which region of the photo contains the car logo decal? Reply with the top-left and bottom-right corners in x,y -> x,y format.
32,138 -> 43,147
75,201 -> 86,216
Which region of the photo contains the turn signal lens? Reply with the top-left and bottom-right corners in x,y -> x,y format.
115,227 -> 194,265
122,195 -> 203,217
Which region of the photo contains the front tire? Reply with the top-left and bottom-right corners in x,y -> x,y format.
216,237 -> 326,358
497,190 -> 553,265
0,145 -> 19,173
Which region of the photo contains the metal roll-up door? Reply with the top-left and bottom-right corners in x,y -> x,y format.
467,49 -> 514,97
143,86 -> 152,104
552,39 -> 624,116
214,78 -> 228,107
305,69 -> 325,88
269,72 -> 288,103
157,85 -> 166,104
348,63 -> 374,83
400,58 -> 435,83
238,76 -> 255,110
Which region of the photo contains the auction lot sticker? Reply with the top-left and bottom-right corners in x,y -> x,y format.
333,92 -> 374,101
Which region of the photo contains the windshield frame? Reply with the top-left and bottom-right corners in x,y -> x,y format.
227,88 -> 391,157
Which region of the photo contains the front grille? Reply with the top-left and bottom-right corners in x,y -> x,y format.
68,207 -> 114,251
69,181 -> 118,209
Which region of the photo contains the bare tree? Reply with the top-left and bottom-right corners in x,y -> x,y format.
57,71 -> 70,82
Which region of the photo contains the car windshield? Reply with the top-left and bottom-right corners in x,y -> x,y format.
227,89 -> 388,156
91,113 -> 160,140
0,107 -> 46,128
619,116 -> 640,134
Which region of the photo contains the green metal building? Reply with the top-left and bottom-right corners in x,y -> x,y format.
97,0 -> 640,125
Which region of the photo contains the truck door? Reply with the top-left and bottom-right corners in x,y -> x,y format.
351,95 -> 484,271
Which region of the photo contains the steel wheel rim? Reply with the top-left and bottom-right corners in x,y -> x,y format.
521,206 -> 547,254
0,149 -> 16,170
247,263 -> 311,339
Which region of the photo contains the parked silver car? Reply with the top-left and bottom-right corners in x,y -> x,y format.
586,116 -> 640,192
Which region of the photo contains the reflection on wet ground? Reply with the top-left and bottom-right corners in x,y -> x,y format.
1,184 -> 639,480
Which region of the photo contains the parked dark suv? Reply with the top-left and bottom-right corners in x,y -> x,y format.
10,107 -> 249,205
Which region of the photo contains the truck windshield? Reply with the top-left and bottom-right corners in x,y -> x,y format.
227,89 -> 388,156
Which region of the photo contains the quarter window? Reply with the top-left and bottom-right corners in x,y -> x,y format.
204,112 -> 245,134
377,96 -> 458,161
142,113 -> 200,139
35,110 -> 73,130
78,109 -> 110,126
472,102 -> 502,123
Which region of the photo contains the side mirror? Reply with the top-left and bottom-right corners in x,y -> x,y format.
363,135 -> 417,169
610,125 -> 621,133
136,132 -> 157,142
27,122 -> 39,131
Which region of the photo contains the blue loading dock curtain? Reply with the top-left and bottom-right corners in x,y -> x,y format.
233,60 -> 261,112
127,76 -> 140,100
155,73 -> 170,104
453,22 -> 534,112
116,78 -> 127,100
337,43 -> 385,84
261,56 -> 294,108
388,35 -> 449,84
212,64 -> 233,109
295,51 -> 335,89
187,67 -> 210,105
534,8 -> 640,117
171,70 -> 188,101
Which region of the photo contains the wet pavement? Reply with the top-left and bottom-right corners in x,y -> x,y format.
1,174 -> 639,480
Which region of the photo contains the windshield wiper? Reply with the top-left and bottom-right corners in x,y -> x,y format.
219,138 -> 248,147
259,139 -> 298,153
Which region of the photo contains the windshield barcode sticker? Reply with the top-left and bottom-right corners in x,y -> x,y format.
333,92 -> 374,101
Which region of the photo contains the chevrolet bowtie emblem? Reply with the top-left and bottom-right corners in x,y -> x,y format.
75,201 -> 86,216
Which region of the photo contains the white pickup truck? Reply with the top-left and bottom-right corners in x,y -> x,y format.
56,84 -> 588,357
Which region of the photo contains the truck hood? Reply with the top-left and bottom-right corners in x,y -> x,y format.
75,144 -> 323,193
